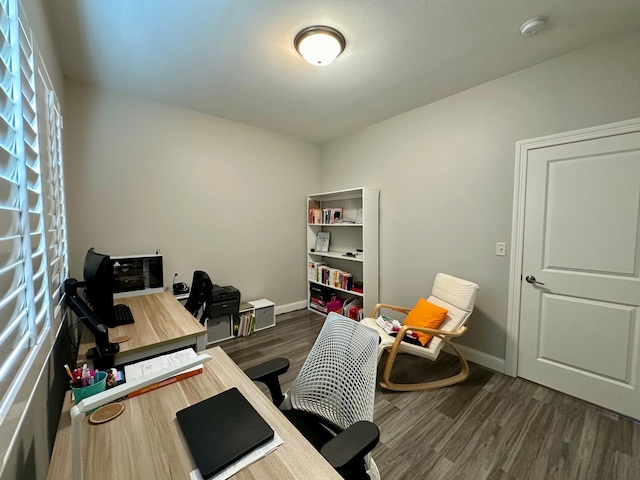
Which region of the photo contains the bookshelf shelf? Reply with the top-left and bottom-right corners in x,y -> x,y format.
308,280 -> 364,297
307,223 -> 362,227
308,251 -> 364,262
307,187 -> 379,319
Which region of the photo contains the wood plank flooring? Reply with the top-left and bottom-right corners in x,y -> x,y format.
219,310 -> 640,480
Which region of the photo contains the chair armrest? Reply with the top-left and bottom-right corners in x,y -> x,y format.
244,357 -> 290,382
370,303 -> 412,318
397,324 -> 467,338
244,358 -> 290,407
390,324 -> 467,351
320,421 -> 380,469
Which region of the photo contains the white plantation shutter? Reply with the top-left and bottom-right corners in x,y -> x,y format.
0,0 -> 34,416
39,62 -> 67,333
0,0 -> 67,456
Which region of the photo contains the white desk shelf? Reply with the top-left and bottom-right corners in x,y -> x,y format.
176,294 -> 275,344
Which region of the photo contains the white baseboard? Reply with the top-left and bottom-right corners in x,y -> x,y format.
443,343 -> 505,374
275,300 -> 307,316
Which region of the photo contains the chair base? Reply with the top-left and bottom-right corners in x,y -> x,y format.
378,339 -> 470,392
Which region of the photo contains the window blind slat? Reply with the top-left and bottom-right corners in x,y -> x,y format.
0,306 -> 25,345
0,282 -> 24,311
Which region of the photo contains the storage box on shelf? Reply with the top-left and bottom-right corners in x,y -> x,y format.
175,295 -> 275,344
307,187 -> 379,318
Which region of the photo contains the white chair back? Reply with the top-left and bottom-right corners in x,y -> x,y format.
425,273 -> 479,357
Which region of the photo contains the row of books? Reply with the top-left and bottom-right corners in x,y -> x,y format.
309,284 -> 332,313
309,207 -> 342,224
308,261 -> 353,291
233,311 -> 255,337
308,293 -> 364,321
342,297 -> 364,321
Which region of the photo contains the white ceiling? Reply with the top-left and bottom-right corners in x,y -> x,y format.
45,0 -> 640,143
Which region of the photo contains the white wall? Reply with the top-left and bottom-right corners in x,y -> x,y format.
64,81 -> 320,306
320,32 -> 640,361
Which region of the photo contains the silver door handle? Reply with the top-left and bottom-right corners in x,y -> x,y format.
525,275 -> 545,286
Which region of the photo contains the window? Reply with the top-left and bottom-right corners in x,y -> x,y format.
0,0 -> 67,464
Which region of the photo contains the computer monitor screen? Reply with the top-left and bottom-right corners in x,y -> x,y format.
83,248 -> 116,327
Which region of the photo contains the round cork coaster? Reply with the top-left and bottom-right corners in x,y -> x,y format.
89,402 -> 125,425
112,335 -> 130,343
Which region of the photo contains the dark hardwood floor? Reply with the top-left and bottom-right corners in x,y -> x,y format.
218,309 -> 640,480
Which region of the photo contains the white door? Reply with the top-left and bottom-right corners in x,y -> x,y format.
518,129 -> 640,419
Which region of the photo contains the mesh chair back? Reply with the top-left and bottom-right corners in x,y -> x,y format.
288,312 -> 379,431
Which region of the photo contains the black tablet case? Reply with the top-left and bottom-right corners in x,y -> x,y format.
176,387 -> 274,478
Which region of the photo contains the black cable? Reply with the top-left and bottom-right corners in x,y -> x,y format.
66,319 -> 82,351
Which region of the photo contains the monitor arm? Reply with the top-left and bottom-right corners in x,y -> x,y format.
64,278 -> 119,366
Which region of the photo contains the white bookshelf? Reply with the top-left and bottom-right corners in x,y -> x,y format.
307,187 -> 379,318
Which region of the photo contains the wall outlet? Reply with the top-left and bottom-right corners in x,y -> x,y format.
496,242 -> 507,256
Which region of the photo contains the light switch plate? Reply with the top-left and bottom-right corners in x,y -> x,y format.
496,242 -> 506,256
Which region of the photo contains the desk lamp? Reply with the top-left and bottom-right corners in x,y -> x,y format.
70,353 -> 213,480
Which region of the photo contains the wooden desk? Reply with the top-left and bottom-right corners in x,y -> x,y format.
48,347 -> 341,479
77,292 -> 207,367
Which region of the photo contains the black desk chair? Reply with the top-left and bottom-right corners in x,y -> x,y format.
184,270 -> 213,324
245,312 -> 381,480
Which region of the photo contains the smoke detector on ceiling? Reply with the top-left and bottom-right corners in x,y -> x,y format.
520,16 -> 548,37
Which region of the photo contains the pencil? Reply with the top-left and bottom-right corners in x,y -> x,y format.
64,364 -> 73,381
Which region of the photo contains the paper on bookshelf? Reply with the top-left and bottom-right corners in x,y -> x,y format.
315,232 -> 330,252
124,348 -> 202,383
355,208 -> 363,224
189,432 -> 283,480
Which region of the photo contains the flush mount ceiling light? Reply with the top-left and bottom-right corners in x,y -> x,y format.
294,26 -> 346,66
520,16 -> 549,37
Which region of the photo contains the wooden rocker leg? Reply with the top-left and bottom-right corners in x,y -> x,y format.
379,338 -> 470,392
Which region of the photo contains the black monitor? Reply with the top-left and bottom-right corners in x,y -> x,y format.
83,248 -> 134,327
83,248 -> 116,327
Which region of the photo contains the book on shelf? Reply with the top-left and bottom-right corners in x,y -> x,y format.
342,297 -> 362,320
313,265 -> 356,292
124,348 -> 203,398
308,261 -> 326,281
308,208 -> 344,224
309,208 -> 322,224
315,232 -> 330,252
355,208 -> 363,224
323,208 -> 343,224
235,311 -> 255,337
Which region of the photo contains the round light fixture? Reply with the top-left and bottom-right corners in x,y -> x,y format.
520,16 -> 548,37
294,26 -> 346,66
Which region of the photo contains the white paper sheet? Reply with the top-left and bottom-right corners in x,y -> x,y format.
189,432 -> 283,480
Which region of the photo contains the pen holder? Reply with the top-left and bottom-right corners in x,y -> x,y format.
71,371 -> 107,413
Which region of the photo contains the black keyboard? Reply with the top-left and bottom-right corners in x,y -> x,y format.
114,304 -> 135,325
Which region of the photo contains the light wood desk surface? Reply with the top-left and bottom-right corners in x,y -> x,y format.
77,292 -> 207,367
48,346 -> 341,479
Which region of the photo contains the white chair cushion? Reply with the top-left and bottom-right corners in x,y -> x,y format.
432,273 -> 478,312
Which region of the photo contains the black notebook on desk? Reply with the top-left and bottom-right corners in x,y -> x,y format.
176,387 -> 274,478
